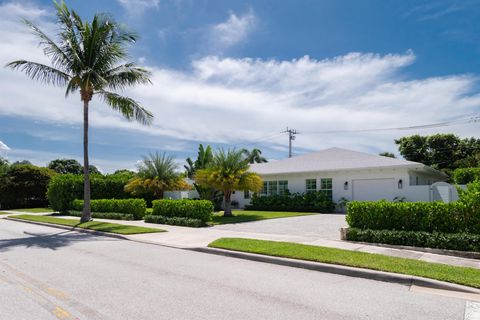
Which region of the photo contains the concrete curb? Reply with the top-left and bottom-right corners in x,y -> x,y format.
192,246 -> 480,295
4,217 -> 144,241
6,217 -> 480,295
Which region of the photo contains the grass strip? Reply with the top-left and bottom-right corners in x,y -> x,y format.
210,210 -> 317,225
10,214 -> 164,235
0,212 -> 10,215
209,238 -> 480,288
11,208 -> 54,213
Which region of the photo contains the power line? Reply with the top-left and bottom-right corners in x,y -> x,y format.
302,114 -> 480,135
281,127 -> 300,158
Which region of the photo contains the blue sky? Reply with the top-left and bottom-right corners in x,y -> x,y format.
0,0 -> 479,172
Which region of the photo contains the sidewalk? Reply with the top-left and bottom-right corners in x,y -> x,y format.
13,214 -> 478,270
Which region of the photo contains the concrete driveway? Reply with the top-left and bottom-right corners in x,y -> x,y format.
211,213 -> 347,240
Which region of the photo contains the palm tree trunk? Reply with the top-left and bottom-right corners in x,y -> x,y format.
223,191 -> 232,217
81,100 -> 91,222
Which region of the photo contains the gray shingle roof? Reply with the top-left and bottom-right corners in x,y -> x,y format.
249,147 -> 425,175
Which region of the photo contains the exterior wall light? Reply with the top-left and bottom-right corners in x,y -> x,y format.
398,179 -> 403,189
344,181 -> 349,190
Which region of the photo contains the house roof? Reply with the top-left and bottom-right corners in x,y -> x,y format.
249,147 -> 443,176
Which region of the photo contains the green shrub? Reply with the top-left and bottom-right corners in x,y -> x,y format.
72,199 -> 146,220
151,199 -> 213,223
245,191 -> 335,213
0,164 -> 55,209
66,210 -> 134,220
453,168 -> 480,184
47,173 -> 155,212
346,200 -> 480,234
144,215 -> 204,227
346,228 -> 480,252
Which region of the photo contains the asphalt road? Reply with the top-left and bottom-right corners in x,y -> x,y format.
0,219 -> 470,320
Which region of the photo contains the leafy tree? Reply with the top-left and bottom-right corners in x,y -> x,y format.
395,134 -> 480,173
379,152 -> 396,158
88,165 -> 101,175
48,159 -> 83,174
0,157 -> 8,176
114,169 -> 135,175
241,148 -> 268,164
125,152 -> 190,199
0,164 -> 56,209
6,1 -> 153,222
195,149 -> 263,217
12,160 -> 32,166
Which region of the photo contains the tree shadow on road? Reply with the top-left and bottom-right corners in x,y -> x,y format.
0,229 -> 119,252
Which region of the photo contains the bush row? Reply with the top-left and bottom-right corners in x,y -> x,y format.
453,168 -> 480,184
144,215 -> 204,228
346,200 -> 480,234
346,228 -> 480,252
152,199 -> 213,223
72,199 -> 146,220
46,173 -> 155,212
245,191 -> 335,213
66,210 -> 134,220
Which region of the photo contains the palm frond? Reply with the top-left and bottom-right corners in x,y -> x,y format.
103,64 -> 152,91
5,60 -> 70,86
22,19 -> 72,71
97,90 -> 153,125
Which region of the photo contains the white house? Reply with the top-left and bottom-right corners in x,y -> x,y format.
232,147 -> 448,208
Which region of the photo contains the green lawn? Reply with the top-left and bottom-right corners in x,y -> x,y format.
210,210 -> 317,225
209,238 -> 480,289
11,208 -> 53,213
0,212 -> 10,215
10,215 -> 164,235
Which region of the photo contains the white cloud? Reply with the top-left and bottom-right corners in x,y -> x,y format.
0,140 -> 10,151
117,0 -> 159,16
0,2 -> 479,163
209,10 -> 256,51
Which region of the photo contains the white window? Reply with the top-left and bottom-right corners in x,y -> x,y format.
306,179 -> 317,193
268,181 -> 278,195
244,190 -> 250,199
320,178 -> 333,200
278,180 -> 288,195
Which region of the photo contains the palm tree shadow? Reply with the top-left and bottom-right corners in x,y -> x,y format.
0,229 -> 118,253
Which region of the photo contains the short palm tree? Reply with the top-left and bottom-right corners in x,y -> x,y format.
195,149 -> 263,216
125,152 -> 190,199
242,148 -> 268,164
5,1 -> 153,222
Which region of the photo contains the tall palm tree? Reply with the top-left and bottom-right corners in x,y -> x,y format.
195,149 -> 263,216
125,152 -> 190,199
5,1 -> 153,222
241,148 -> 268,164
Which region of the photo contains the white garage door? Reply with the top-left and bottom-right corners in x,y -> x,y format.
352,178 -> 395,201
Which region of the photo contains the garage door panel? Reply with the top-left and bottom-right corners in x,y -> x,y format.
352,178 -> 395,201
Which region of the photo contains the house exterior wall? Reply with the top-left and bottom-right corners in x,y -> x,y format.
232,167 -> 444,209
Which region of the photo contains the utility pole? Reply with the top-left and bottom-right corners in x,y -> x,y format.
282,127 -> 299,158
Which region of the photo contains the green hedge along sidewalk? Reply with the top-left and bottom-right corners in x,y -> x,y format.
209,238 -> 480,289
9,214 -> 164,235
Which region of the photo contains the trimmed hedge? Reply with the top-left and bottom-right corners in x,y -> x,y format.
346,200 -> 480,234
346,228 -> 480,252
151,199 -> 213,223
144,215 -> 204,227
46,173 -> 155,212
453,168 -> 480,184
245,191 -> 335,213
66,210 -> 134,220
72,199 -> 146,220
